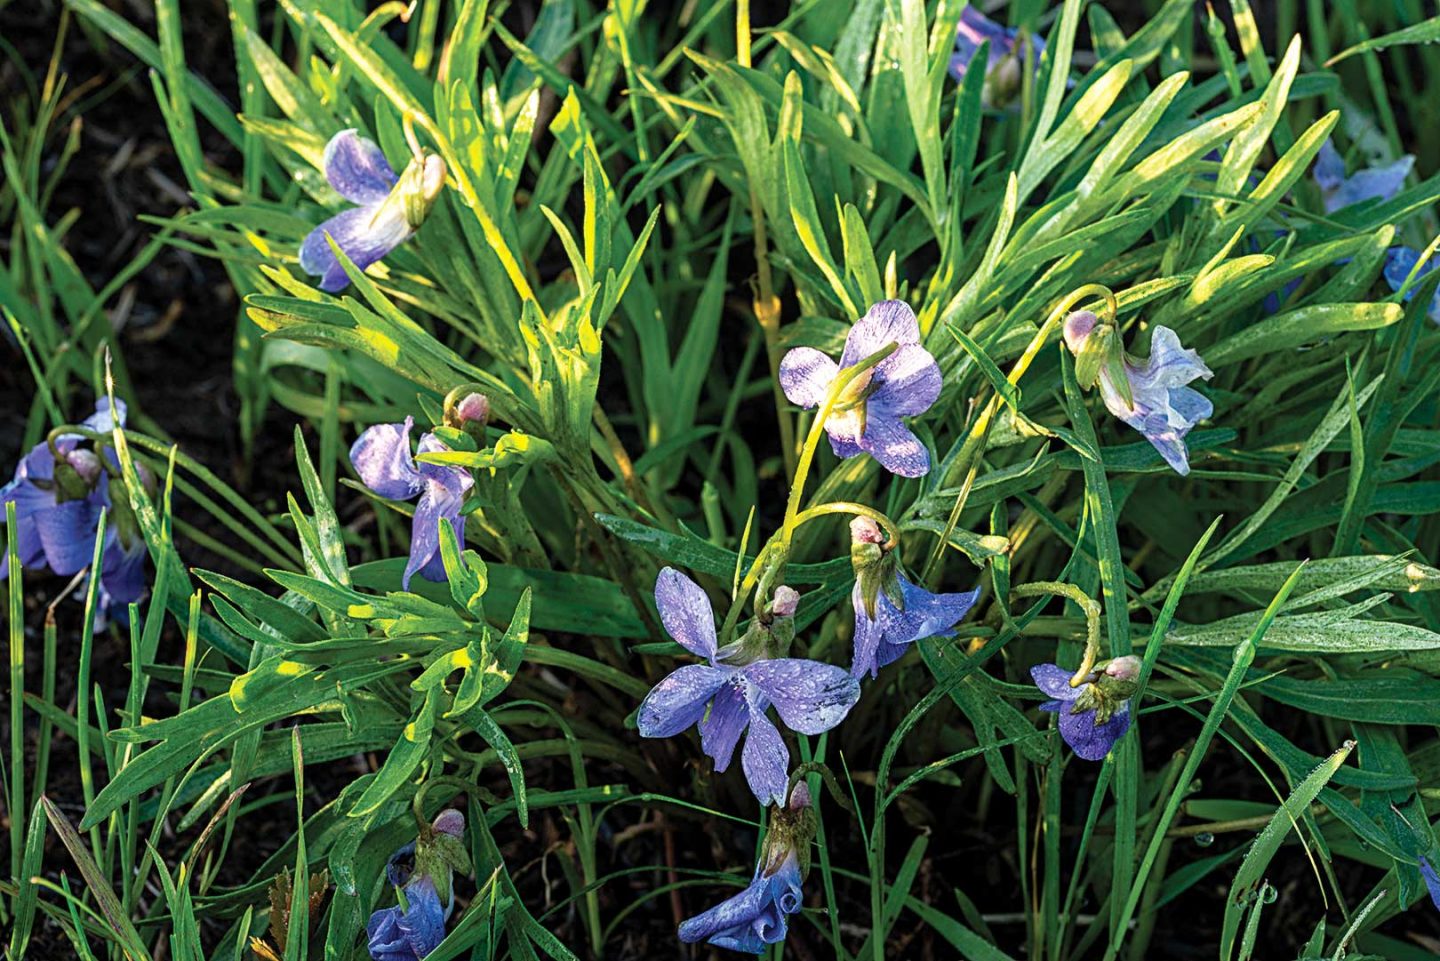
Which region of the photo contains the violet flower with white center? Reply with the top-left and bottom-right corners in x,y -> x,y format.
2,399 -> 149,613
778,300 -> 942,478
367,810 -> 469,961
949,6 -> 1045,111
1383,246 -> 1440,323
636,569 -> 860,806
350,417 -> 474,589
679,783 -> 813,954
1313,138 -> 1413,214
1063,311 -> 1213,475
848,517 -> 978,679
1030,656 -> 1140,761
301,129 -> 446,293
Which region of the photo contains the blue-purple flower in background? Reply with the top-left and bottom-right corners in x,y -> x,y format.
679,783 -> 813,954
351,417 -> 473,588
949,6 -> 1044,111
1384,246 -> 1440,323
779,300 -> 941,478
848,517 -> 978,679
1313,138 -> 1413,214
1063,311 -> 1213,475
1030,656 -> 1140,761
301,130 -> 446,293
1420,856 -> 1440,910
1,398 -> 149,614
637,569 -> 860,806
367,810 -> 469,961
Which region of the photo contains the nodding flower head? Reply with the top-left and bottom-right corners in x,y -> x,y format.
301,130 -> 446,293
779,300 -> 942,478
637,568 -> 860,806
1062,311 -> 1213,476
1030,656 -> 1142,761
848,517 -> 979,680
678,781 -> 815,954
366,810 -> 470,961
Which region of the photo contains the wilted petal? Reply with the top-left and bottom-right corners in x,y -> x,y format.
351,419 -> 423,500
840,300 -> 921,368
778,347 -> 839,409
300,205 -> 412,293
654,567 -> 719,660
1100,326 -> 1213,476
678,868 -> 788,953
744,658 -> 860,735
1030,663 -> 1081,701
1054,702 -> 1131,761
699,679 -> 750,772
871,343 -> 942,416
366,905 -> 410,961
1135,327 -> 1213,389
859,412 -> 930,478
740,703 -> 790,806
638,664 -> 730,738
325,129 -> 398,205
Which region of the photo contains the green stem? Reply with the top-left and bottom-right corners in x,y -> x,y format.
1011,581 -> 1102,687
790,502 -> 901,551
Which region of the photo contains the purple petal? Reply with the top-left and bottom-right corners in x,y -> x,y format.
871,343 -> 942,416
366,905 -> 410,961
351,419 -> 423,501
324,129 -> 398,205
1312,139 -> 1345,194
1383,246 -> 1440,322
398,877 -> 446,957
1421,857 -> 1440,910
300,205 -> 412,293
840,300 -> 921,369
654,567 -> 718,660
859,412 -> 931,477
637,664 -> 730,738
1057,702 -> 1131,761
743,658 -> 860,735
1325,155 -> 1413,213
404,464 -> 472,589
1135,327 -> 1213,389
740,703 -> 790,806
100,535 -> 147,606
1099,327 -> 1213,476
699,679 -> 750,772
36,500 -> 102,576
679,866 -> 790,952
82,397 -> 127,433
827,430 -> 866,461
850,582 -> 884,679
778,347 -> 839,410
1030,663 -> 1081,701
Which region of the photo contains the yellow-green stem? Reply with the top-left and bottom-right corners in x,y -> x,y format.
1011,580 -> 1102,687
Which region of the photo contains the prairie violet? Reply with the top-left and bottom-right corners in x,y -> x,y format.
849,517 -> 979,679
1030,656 -> 1140,761
301,129 -> 446,292
637,569 -> 860,805
1383,246 -> 1440,323
779,300 -> 941,478
351,417 -> 473,588
1313,139 -> 1412,214
949,6 -> 1044,111
1063,310 -> 1213,475
367,810 -> 469,961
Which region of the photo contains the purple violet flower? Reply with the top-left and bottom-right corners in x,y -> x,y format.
1420,856 -> 1440,910
636,569 -> 860,806
301,130 -> 446,293
1063,312 -> 1213,475
1030,656 -> 1140,761
779,300 -> 942,478
1383,246 -> 1440,323
367,810 -> 468,961
350,417 -> 474,589
1,399 -> 148,613
848,517 -> 978,679
679,783 -> 812,954
1313,138 -> 1413,214
949,6 -> 1045,111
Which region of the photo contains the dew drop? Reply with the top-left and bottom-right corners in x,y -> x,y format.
1193,831 -> 1215,848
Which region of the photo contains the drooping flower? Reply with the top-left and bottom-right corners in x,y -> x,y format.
636,569 -> 860,806
679,783 -> 813,954
948,7 -> 1045,111
301,129 -> 446,293
1030,656 -> 1140,761
367,810 -> 469,961
848,517 -> 978,679
1383,246 -> 1440,323
1,399 -> 149,613
351,417 -> 474,589
1063,311 -> 1213,475
1313,138 -> 1413,214
779,300 -> 941,478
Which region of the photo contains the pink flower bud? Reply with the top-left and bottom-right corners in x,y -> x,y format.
432,809 -> 465,837
454,392 -> 489,426
850,516 -> 884,545
1062,310 -> 1098,354
1104,655 -> 1141,682
770,586 -> 799,618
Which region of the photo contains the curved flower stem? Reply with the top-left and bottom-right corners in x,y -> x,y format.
1011,580 -> 1102,687
921,283 -> 1118,583
403,112 -> 425,162
785,762 -> 854,813
790,501 -> 901,551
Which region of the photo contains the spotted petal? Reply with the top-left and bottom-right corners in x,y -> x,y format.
1030,663 -> 1081,701
740,701 -> 790,806
840,300 -> 921,369
859,411 -> 931,477
743,658 -> 860,735
870,343 -> 942,416
654,567 -> 719,660
778,346 -> 839,410
638,664 -> 730,738
351,418 -> 423,501
1050,701 -> 1131,761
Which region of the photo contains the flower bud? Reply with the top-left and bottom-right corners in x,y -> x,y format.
444,391 -> 490,440
402,152 -> 448,229
850,517 -> 900,620
769,585 -> 799,619
53,449 -> 101,501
